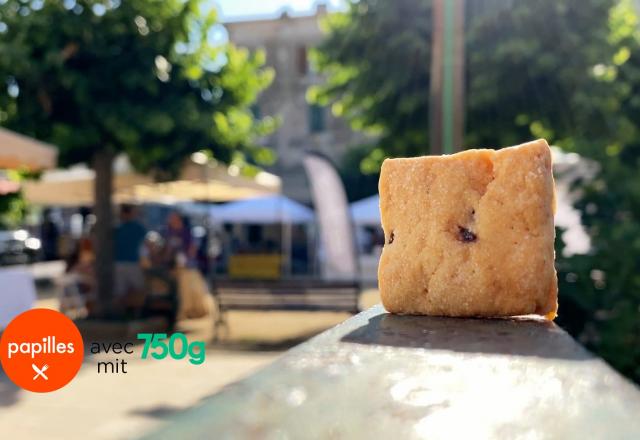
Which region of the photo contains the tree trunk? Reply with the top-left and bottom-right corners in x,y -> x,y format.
93,149 -> 114,315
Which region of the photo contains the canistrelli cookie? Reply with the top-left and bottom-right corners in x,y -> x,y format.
378,139 -> 557,319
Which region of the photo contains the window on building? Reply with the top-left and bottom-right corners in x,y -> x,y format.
308,104 -> 325,133
296,46 -> 308,76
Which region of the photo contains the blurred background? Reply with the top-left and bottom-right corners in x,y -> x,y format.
0,0 -> 639,437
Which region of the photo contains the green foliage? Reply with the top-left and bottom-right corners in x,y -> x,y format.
0,0 -> 276,303
0,170 -> 26,228
0,0 -> 275,173
0,192 -> 25,228
339,142 -> 382,202
555,0 -> 640,383
313,0 -> 616,158
310,0 -> 431,168
465,0 -> 615,149
316,0 -> 640,383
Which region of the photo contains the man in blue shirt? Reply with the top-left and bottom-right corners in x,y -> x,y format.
114,205 -> 147,299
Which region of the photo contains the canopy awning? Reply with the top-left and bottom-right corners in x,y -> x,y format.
209,195 -> 314,224
121,161 -> 280,204
23,156 -> 281,206
23,167 -> 152,206
0,128 -> 57,170
350,194 -> 381,226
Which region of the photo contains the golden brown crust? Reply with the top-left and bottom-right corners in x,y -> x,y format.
378,139 -> 558,319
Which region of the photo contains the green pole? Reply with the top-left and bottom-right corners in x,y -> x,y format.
442,0 -> 455,154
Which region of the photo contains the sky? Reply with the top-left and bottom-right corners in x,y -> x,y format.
213,0 -> 344,22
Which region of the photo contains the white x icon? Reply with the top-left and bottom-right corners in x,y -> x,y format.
32,363 -> 49,381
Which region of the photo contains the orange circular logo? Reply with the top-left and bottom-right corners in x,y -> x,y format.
0,309 -> 84,393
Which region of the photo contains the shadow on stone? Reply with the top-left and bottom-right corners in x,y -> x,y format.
130,404 -> 184,419
211,330 -> 324,352
341,312 -> 592,360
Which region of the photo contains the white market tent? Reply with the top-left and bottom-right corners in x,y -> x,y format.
0,128 -> 57,170
349,194 -> 380,226
209,195 -> 314,276
209,194 -> 314,224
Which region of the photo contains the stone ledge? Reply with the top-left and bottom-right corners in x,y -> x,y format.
144,305 -> 640,439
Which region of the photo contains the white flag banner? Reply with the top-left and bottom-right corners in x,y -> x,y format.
303,153 -> 358,280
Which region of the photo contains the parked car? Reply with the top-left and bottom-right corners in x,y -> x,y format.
0,229 -> 41,265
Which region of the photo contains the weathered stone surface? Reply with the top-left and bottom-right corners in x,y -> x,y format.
146,305 -> 640,439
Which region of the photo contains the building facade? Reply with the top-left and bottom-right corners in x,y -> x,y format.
225,5 -> 367,202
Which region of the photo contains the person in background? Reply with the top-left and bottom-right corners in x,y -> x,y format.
40,208 -> 59,261
163,212 -> 210,320
163,212 -> 195,268
140,231 -> 165,270
62,238 -> 96,316
114,205 -> 147,302
195,228 -> 210,276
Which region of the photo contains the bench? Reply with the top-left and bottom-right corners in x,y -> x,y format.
211,278 -> 361,338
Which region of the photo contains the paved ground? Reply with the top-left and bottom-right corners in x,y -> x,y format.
0,345 -> 277,439
0,274 -> 380,440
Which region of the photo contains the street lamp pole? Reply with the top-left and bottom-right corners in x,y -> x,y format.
430,0 -> 465,155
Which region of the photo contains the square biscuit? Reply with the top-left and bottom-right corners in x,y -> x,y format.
378,139 -> 557,319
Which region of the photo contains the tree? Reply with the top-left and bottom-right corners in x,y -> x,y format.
469,0 -> 640,383
309,0 -> 432,167
553,0 -> 640,383
314,0 -> 640,383
0,0 -> 274,312
312,0 -> 615,164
